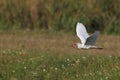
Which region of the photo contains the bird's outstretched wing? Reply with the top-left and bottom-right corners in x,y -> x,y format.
85,31 -> 99,45
76,22 -> 89,45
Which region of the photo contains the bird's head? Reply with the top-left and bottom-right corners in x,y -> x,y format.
72,43 -> 78,48
72,43 -> 82,49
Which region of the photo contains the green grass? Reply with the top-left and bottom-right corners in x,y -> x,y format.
0,49 -> 120,80
0,32 -> 120,80
0,0 -> 120,34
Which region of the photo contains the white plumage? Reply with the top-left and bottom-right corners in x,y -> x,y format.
75,22 -> 99,49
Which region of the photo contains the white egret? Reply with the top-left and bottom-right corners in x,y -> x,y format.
73,22 -> 101,49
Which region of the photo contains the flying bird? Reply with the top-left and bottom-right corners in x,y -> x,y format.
73,22 -> 100,49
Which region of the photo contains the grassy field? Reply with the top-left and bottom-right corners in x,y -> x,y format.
0,32 -> 120,80
0,0 -> 120,34
0,0 -> 120,79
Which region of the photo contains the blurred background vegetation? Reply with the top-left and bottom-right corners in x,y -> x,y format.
0,0 -> 120,34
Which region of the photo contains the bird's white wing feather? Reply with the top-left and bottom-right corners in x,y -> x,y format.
85,31 -> 99,45
76,22 -> 89,45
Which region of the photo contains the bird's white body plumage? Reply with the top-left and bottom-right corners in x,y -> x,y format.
76,22 -> 99,49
